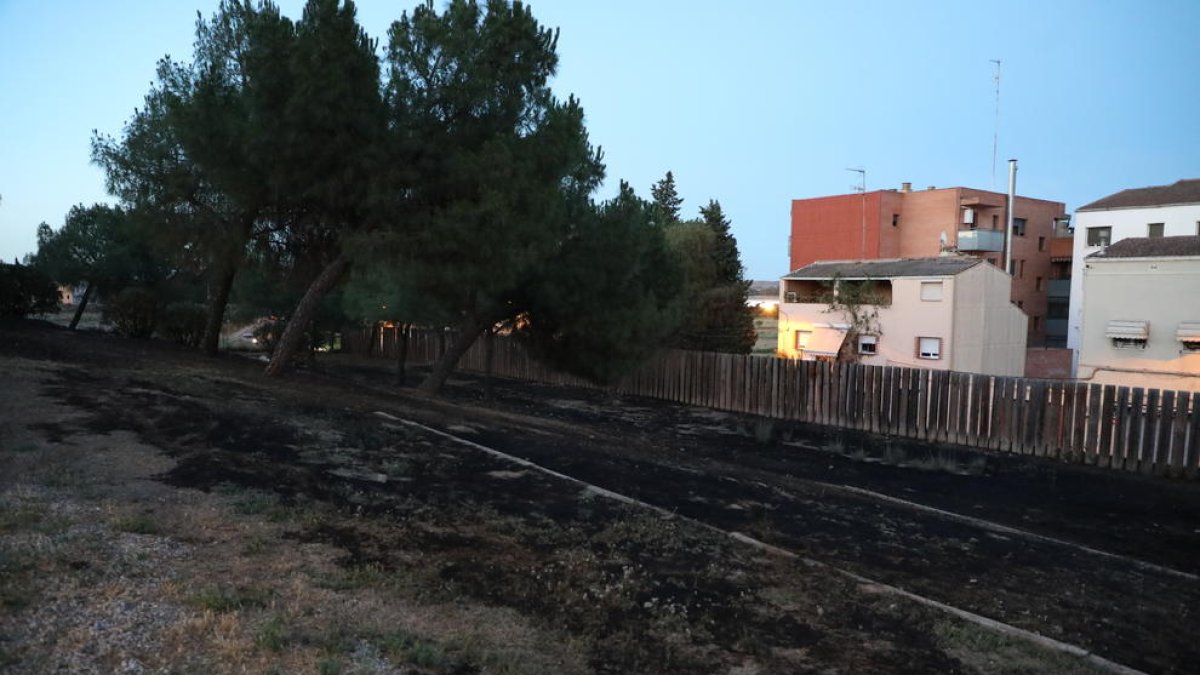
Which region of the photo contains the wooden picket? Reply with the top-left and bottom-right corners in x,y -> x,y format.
342,327 -> 1199,480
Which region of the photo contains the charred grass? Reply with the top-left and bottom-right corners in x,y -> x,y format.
0,322 -> 1163,673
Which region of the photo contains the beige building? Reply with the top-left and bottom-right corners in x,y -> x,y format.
778,256 -> 1027,376
1077,236 -> 1200,392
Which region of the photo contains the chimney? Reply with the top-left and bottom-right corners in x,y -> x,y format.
900,182 -> 912,192
926,185 -> 936,190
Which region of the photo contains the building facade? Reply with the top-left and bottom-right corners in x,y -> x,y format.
789,183 -> 1066,346
1067,179 -> 1200,362
1077,236 -> 1200,392
777,256 -> 1027,376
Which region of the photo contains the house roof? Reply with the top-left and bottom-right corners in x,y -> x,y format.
783,256 -> 983,280
1087,235 -> 1200,259
1077,179 -> 1200,211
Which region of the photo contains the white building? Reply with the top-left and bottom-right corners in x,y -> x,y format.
777,256 -> 1027,376
1077,236 -> 1200,392
1068,179 -> 1200,366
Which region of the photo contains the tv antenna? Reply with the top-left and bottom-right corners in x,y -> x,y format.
991,59 -> 1001,189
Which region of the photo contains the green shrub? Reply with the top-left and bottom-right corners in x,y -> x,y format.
104,287 -> 158,337
0,263 -> 60,318
158,301 -> 207,347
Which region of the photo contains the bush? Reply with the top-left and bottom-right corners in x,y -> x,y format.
103,287 -> 158,337
0,263 -> 60,318
158,301 -> 207,347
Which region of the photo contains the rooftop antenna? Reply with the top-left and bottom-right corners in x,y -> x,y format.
991,59 -> 1001,189
846,167 -> 866,259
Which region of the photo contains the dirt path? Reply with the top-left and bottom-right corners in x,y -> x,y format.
3,321 -> 1195,673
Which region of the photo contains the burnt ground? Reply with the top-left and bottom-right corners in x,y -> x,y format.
2,319 -> 1198,674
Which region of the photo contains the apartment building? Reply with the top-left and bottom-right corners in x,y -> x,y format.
1067,179 -> 1200,361
790,183 -> 1067,346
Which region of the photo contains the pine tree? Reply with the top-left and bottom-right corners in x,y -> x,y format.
650,170 -> 683,224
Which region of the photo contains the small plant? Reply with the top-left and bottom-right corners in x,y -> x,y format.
255,614 -> 289,652
112,513 -> 160,535
316,657 -> 343,675
186,584 -> 272,613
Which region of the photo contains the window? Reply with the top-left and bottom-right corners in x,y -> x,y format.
920,281 -> 944,301
1035,276 -> 1043,291
992,214 -> 999,230
917,337 -> 942,360
1148,222 -> 1164,238
1112,337 -> 1147,350
858,335 -> 878,355
892,213 -> 899,227
1008,259 -> 1016,275
1038,236 -> 1045,251
1019,259 -> 1025,278
1012,218 -> 1027,237
795,330 -> 812,351
1032,316 -> 1040,332
1086,226 -> 1112,246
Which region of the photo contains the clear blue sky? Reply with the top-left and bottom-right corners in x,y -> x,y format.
2,0 -> 1198,279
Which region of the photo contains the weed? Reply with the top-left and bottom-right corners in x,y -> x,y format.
313,563 -> 389,592
0,504 -> 49,533
377,630 -> 457,670
255,614 -> 289,652
186,585 -> 273,613
753,419 -> 776,445
316,657 -> 343,675
112,513 -> 160,535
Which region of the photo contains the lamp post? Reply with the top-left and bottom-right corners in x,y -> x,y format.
847,167 -> 866,259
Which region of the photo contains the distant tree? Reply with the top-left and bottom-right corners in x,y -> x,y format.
0,262 -> 60,319
516,182 -> 683,385
663,202 -> 756,354
650,170 -> 683,225
30,204 -> 162,330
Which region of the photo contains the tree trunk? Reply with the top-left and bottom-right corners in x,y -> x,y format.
483,328 -> 495,400
201,264 -> 238,356
395,322 -> 409,385
418,312 -> 494,395
367,322 -> 380,357
68,283 -> 93,331
264,254 -> 351,377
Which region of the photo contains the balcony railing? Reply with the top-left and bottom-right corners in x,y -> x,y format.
956,228 -> 1005,252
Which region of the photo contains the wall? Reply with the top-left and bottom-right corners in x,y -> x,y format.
789,193 -> 884,270
950,263 -> 1027,376
1067,203 -> 1200,358
1077,255 -> 1200,392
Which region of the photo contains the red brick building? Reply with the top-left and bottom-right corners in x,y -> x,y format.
789,183 -> 1067,346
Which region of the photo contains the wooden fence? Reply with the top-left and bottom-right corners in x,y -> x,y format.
344,325 -> 1200,478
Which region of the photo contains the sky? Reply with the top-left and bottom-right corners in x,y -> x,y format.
2,1 -> 1198,280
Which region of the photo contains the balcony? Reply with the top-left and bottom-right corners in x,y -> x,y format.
1047,279 -> 1070,299
956,228 -> 1005,252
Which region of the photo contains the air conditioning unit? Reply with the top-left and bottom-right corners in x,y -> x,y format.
963,207 -> 975,225
785,292 -> 799,303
